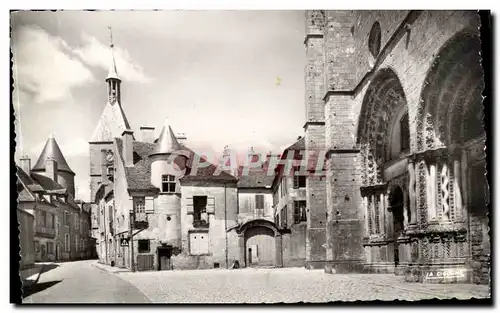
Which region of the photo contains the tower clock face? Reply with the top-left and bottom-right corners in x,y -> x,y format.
106,151 -> 114,163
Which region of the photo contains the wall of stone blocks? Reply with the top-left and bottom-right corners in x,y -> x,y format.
305,175 -> 327,268
325,152 -> 364,272
180,184 -> 238,268
89,142 -> 114,203
282,223 -> 306,267
313,10 -> 483,276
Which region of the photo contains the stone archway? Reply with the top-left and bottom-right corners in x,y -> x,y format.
357,68 -> 410,273
407,29 -> 486,284
236,219 -> 283,268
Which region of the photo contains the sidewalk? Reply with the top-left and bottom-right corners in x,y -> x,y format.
91,261 -> 130,274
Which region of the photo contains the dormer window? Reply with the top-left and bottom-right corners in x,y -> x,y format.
161,175 -> 176,193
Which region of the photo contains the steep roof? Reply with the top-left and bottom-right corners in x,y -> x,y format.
116,138 -> 237,191
16,165 -> 79,209
32,135 -> 74,174
116,139 -> 158,191
151,119 -> 181,156
90,101 -> 132,142
106,50 -> 121,81
285,136 -> 305,151
237,169 -> 275,189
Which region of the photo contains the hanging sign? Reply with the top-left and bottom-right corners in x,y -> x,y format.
120,238 -> 130,246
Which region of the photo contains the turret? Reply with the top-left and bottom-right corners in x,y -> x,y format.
149,119 -> 187,191
32,134 -> 76,197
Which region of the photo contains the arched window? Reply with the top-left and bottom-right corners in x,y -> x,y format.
400,113 -> 410,152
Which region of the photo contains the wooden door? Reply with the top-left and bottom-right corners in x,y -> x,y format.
245,227 -> 275,267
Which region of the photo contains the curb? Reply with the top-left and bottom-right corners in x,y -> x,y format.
91,262 -> 130,274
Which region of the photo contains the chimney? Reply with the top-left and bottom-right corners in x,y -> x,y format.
20,156 -> 31,176
176,132 -> 187,146
45,157 -> 58,183
122,129 -> 134,167
140,126 -> 155,143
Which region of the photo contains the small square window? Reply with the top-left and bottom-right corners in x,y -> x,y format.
161,175 -> 176,193
138,239 -> 150,253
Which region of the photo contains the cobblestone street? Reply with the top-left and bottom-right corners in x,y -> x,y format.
23,260 -> 489,303
117,265 -> 490,303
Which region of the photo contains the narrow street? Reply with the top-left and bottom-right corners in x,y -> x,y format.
21,260 -> 150,303
21,260 -> 490,303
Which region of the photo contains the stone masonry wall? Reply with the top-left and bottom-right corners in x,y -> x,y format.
319,10 -> 482,276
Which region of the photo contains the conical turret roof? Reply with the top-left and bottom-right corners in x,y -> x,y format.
151,118 -> 181,155
32,135 -> 75,174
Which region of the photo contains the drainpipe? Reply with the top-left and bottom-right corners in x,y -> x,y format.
103,203 -> 108,265
130,211 -> 135,272
225,183 -> 228,269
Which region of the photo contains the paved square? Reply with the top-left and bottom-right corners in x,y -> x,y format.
117,265 -> 490,303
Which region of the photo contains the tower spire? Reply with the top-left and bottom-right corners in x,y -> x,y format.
106,26 -> 121,104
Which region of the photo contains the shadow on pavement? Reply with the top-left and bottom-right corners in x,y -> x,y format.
39,263 -> 59,275
22,280 -> 62,298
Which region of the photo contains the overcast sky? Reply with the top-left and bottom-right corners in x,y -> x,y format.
11,10 -> 307,201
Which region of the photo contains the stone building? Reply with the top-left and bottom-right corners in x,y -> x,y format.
90,39 -> 242,271
304,10 -> 488,284
16,136 -> 92,262
235,148 -> 282,268
271,137 -> 308,268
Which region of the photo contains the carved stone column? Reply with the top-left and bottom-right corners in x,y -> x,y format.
460,150 -> 468,223
427,162 -> 437,221
363,196 -> 370,237
453,157 -> 463,222
385,193 -> 392,236
379,193 -> 386,235
370,194 -> 376,234
407,159 -> 417,224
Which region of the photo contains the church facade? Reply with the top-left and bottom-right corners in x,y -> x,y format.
304,10 -> 489,284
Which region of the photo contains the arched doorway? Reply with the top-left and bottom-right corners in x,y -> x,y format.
237,219 -> 283,268
245,226 -> 276,267
414,29 -> 486,284
357,68 -> 411,273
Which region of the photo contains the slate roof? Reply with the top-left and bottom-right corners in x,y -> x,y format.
237,169 -> 275,189
106,46 -> 121,81
116,139 -> 157,191
32,136 -> 74,174
116,138 -> 237,191
16,165 -> 80,209
285,136 -> 305,151
151,119 -> 182,156
90,101 -> 132,142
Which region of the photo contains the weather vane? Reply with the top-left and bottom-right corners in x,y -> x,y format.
108,26 -> 114,48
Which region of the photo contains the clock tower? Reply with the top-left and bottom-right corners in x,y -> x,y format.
89,27 -> 132,207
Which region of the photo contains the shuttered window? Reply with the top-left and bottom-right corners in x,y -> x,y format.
189,232 -> 209,255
